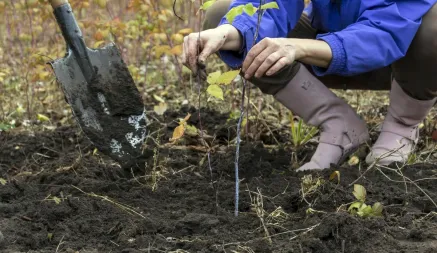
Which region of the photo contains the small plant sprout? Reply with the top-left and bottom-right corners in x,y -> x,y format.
348,155 -> 360,166
169,113 -> 192,143
301,175 -> 325,206
348,184 -> 383,218
329,170 -> 341,183
289,112 -> 318,148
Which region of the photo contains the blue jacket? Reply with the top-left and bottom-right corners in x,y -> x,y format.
217,0 -> 437,76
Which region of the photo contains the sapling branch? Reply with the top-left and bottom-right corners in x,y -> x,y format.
234,0 -> 266,217
172,0 -> 184,21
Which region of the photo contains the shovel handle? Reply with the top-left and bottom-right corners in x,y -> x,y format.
49,0 -> 68,9
51,0 -> 95,84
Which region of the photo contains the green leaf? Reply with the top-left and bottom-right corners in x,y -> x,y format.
225,5 -> 244,24
206,84 -> 224,100
348,201 -> 363,212
185,124 -> 198,136
260,2 -> 279,10
217,70 -> 241,85
0,178 -> 6,185
353,184 -> 366,202
207,71 -> 221,85
371,202 -> 384,216
0,123 -> 14,131
37,113 -> 50,122
200,0 -> 215,10
243,3 -> 258,16
360,204 -> 373,217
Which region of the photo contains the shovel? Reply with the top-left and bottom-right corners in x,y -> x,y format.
47,0 -> 148,167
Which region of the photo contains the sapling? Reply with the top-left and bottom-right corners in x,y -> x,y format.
348,184 -> 383,218
184,0 -> 280,216
289,112 -> 318,148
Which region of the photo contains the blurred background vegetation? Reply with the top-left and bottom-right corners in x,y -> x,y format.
0,0 -> 212,131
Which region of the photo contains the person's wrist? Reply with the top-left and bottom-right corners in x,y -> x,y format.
288,39 -> 308,60
217,24 -> 242,51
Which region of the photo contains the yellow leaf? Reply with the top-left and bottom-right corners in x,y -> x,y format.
153,102 -> 168,115
141,42 -> 151,49
329,171 -> 340,182
93,41 -> 106,48
207,71 -> 221,85
95,0 -> 107,8
0,178 -> 6,185
158,14 -> 167,22
93,148 -> 98,155
37,114 -> 50,122
182,113 -> 191,123
353,184 -> 366,202
153,45 -> 171,58
178,28 -> 193,35
170,124 -> 185,142
38,71 -> 50,81
217,69 -> 241,85
153,94 -> 165,103
171,33 -> 184,44
348,155 -> 360,166
206,84 -> 224,100
170,45 -> 182,56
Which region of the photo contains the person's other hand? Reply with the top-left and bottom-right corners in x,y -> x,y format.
242,38 -> 303,79
182,25 -> 242,76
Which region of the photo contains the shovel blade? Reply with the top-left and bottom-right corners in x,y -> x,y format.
50,42 -> 147,166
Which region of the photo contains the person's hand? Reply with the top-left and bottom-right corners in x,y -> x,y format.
182,25 -> 242,77
242,38 -> 305,79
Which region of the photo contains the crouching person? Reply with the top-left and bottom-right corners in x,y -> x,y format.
181,0 -> 437,171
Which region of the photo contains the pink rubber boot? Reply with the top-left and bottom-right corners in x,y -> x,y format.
274,65 -> 369,171
365,80 -> 437,165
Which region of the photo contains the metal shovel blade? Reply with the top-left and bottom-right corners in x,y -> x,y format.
50,43 -> 147,166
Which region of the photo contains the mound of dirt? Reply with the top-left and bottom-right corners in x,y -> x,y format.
1,109 -> 437,253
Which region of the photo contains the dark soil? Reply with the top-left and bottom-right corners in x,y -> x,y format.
1,108 -> 437,253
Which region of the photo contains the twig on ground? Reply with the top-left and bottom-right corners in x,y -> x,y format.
71,185 -> 148,219
55,235 -> 65,253
247,186 -> 272,244
375,165 -> 437,209
348,145 -> 405,187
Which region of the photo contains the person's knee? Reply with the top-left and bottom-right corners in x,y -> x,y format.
413,4 -> 437,59
202,0 -> 232,31
393,4 -> 437,100
247,62 -> 301,95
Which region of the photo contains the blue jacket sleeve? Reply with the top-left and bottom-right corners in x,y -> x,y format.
217,0 -> 304,69
313,0 -> 434,76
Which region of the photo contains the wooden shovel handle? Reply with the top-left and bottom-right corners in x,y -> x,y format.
49,0 -> 68,9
